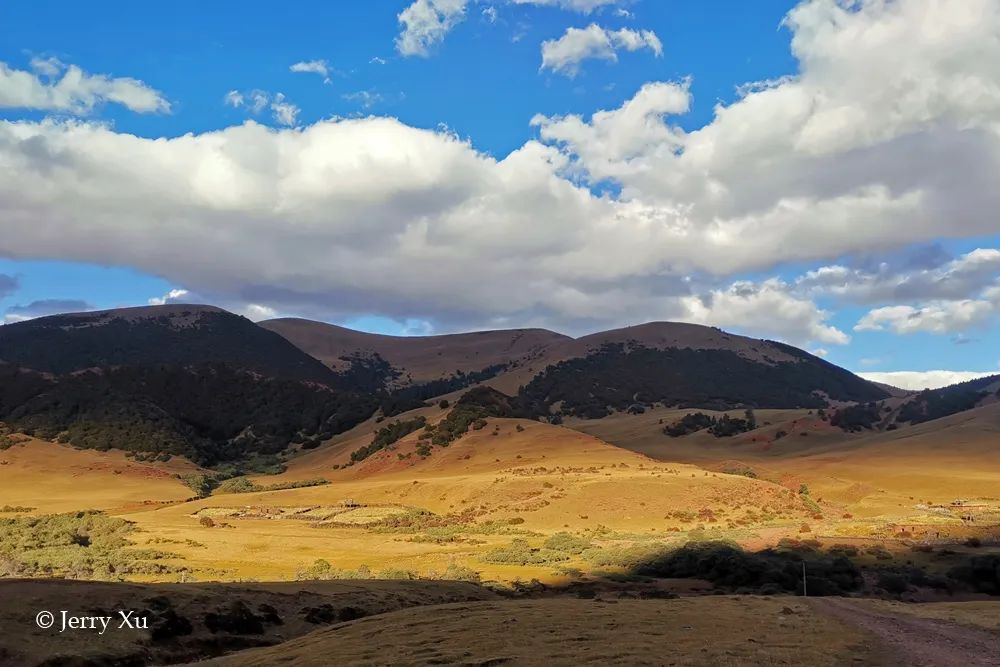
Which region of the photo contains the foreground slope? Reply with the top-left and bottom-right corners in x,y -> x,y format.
199,597 -> 899,667
0,579 -> 497,667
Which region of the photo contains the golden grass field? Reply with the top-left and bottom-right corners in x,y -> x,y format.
2,403 -> 999,583
2,403 -> 1000,666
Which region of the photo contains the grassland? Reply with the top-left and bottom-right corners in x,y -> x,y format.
198,596 -> 897,666
1,406 -> 997,588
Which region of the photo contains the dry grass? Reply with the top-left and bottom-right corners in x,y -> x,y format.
0,579 -> 498,666
0,438 -> 193,513
855,600 -> 1000,635
198,596 -> 894,666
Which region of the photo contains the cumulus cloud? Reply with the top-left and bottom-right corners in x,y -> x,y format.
798,248 -> 1000,304
224,90 -> 300,126
290,59 -> 331,83
147,288 -> 190,306
854,300 -> 998,335
531,0 -> 1000,274
678,278 -> 849,346
2,0 -> 1000,344
397,0 -> 629,56
858,370 -> 999,391
397,0 -> 469,56
3,299 -> 93,324
0,58 -> 170,114
540,24 -> 662,76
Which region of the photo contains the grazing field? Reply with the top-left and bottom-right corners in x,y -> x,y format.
0,579 -> 498,666
198,596 -> 898,666
0,438 -> 194,513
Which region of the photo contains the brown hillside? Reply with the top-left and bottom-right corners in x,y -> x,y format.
487,321 -> 804,394
260,318 -> 569,382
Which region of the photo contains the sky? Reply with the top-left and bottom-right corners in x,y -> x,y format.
1,0 -> 999,390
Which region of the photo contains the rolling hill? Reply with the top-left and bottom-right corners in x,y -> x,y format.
0,305 -> 379,464
0,305 -> 338,384
265,318 -> 890,417
260,317 -> 569,385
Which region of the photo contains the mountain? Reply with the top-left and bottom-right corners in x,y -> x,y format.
264,318 -> 888,416
0,305 -> 378,464
0,305 -> 337,384
0,306 -> 912,463
893,373 -> 1000,425
260,317 -> 570,386
495,322 -> 889,418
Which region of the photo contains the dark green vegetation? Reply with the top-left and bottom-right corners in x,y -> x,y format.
633,541 -> 862,595
948,554 -> 1000,595
350,416 -> 427,463
377,364 -> 508,417
517,343 -> 887,419
0,307 -> 337,384
663,411 -> 757,438
0,307 -> 385,465
828,374 -> 1000,432
0,511 -> 183,579
830,402 -> 883,432
325,350 -> 508,417
216,477 -> 330,494
419,387 -> 516,453
896,375 -> 999,425
0,364 -> 377,465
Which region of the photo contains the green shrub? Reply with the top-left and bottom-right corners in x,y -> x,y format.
480,539 -> 569,565
543,532 -> 592,554
217,477 -> 256,494
351,417 -> 427,463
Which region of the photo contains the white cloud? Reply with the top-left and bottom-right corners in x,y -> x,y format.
223,90 -> 244,108
540,24 -> 662,76
224,90 -> 300,127
4,0 -> 1000,343
396,0 -> 629,56
0,58 -> 170,114
679,278 -> 849,346
370,56 -> 388,65
270,94 -> 300,127
241,303 -> 278,321
798,248 -> 1000,304
290,59 -> 331,83
512,0 -> 625,12
396,0 -> 469,57
531,0 -> 1000,275
343,90 -> 384,110
858,370 -> 998,391
148,288 -> 190,306
855,300 -> 997,335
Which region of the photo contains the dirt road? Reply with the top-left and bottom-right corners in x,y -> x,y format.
811,597 -> 1000,667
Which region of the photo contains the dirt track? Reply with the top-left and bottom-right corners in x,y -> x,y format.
811,598 -> 1000,667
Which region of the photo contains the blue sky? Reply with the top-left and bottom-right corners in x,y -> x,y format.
1,0 -> 999,388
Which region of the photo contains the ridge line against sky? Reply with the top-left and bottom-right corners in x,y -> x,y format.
0,0 -> 999,388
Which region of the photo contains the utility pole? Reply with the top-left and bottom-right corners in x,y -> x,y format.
802,562 -> 808,597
